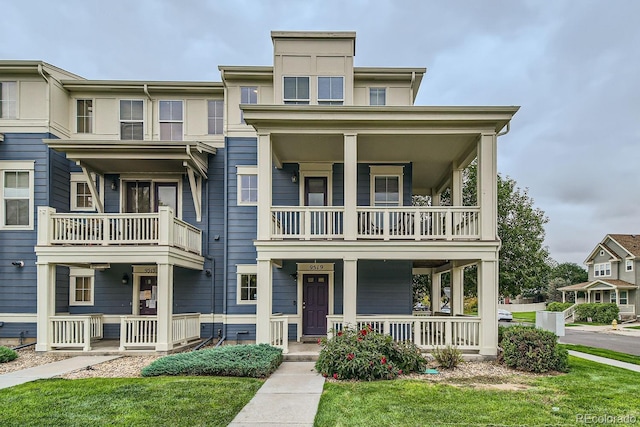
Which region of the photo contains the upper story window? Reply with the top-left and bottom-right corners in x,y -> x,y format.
0,81 -> 17,119
76,99 -> 93,133
318,77 -> 344,105
370,88 -> 386,106
236,166 -> 257,206
208,99 -> 223,135
70,173 -> 102,211
594,262 -> 611,277
159,100 -> 183,141
123,179 -> 179,215
120,100 -> 144,140
626,259 -> 634,272
0,161 -> 34,230
283,77 -> 310,104
240,86 -> 258,123
370,166 -> 404,207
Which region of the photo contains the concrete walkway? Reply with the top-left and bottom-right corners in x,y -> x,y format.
568,350 -> 640,373
228,361 -> 325,427
0,355 -> 120,390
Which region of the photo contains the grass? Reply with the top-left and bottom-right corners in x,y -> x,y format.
625,325 -> 640,330
511,311 -> 536,323
315,357 -> 640,426
561,343 -> 640,366
566,321 -> 610,326
0,376 -> 262,427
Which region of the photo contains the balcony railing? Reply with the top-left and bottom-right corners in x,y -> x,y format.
38,206 -> 202,255
50,314 -> 104,351
119,313 -> 201,350
270,206 -> 479,241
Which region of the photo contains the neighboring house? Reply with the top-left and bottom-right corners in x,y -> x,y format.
559,234 -> 639,319
0,31 -> 518,356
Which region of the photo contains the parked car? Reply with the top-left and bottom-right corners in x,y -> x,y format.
498,309 -> 513,322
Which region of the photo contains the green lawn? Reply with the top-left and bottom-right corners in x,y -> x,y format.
0,376 -> 262,427
561,344 -> 640,366
511,311 -> 536,323
625,325 -> 640,330
315,357 -> 640,426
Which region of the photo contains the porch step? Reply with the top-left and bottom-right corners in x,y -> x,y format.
284,342 -> 320,362
284,353 -> 319,362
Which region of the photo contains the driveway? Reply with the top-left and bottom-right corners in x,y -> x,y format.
559,327 -> 640,356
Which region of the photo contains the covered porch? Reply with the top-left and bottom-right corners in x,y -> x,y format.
559,280 -> 637,317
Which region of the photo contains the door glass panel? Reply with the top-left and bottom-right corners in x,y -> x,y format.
125,182 -> 151,213
305,177 -> 327,206
155,183 -> 178,213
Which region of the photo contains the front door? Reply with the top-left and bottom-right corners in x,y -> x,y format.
139,276 -> 157,315
303,274 -> 329,335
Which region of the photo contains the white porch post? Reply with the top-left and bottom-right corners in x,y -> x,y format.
615,289 -> 620,306
478,133 -> 497,240
36,262 -> 56,352
452,265 -> 464,315
155,263 -> 174,351
574,291 -> 578,303
431,190 -> 441,207
478,259 -> 499,356
344,133 -> 358,240
257,132 -> 272,241
562,291 -> 566,303
343,258 -> 357,327
431,272 -> 442,311
452,167 -> 463,207
255,259 -> 273,343
587,291 -> 591,303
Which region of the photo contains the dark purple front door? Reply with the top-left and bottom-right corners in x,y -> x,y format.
303,274 -> 329,335
139,276 -> 157,315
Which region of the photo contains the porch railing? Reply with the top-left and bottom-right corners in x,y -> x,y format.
38,207 -> 202,255
119,313 -> 202,350
562,303 -> 577,322
327,315 -> 481,350
172,313 -> 201,345
50,314 -> 104,351
271,207 -> 344,239
619,304 -> 636,314
270,315 -> 289,354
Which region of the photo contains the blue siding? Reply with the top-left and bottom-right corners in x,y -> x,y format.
206,150 -> 225,315
103,174 -> 120,213
357,260 -> 413,314
273,163 -> 299,206
0,322 -> 36,339
357,163 -> 413,206
272,261 -> 299,315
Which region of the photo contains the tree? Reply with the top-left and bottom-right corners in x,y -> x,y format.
545,262 -> 587,302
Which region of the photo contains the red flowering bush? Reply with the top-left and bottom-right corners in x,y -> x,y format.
315,326 -> 426,381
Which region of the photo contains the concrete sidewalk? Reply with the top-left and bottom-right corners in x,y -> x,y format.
229,361 -> 325,427
0,355 -> 120,390
568,350 -> 640,373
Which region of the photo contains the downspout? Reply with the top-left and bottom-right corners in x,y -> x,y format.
143,84 -> 153,139
223,138 -> 229,338
410,71 -> 416,104
497,122 -> 510,137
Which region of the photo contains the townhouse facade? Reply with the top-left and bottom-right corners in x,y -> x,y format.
0,31 -> 518,356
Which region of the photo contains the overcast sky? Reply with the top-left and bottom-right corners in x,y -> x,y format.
3,0 -> 639,266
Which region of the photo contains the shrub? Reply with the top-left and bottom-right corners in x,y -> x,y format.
315,326 -> 427,381
500,325 -> 569,373
141,344 -> 282,378
0,346 -> 18,363
574,303 -> 619,323
432,345 -> 463,369
546,302 -> 573,312
464,297 -> 478,314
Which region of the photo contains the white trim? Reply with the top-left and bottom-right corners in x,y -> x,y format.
626,259 -> 634,272
0,160 -> 35,230
594,262 -> 612,277
283,76 -> 310,104
236,166 -> 258,206
369,87 -> 387,106
299,163 -> 333,207
236,264 -> 258,305
158,99 -> 184,141
0,313 -> 36,322
370,165 -> 404,207
132,265 -> 157,316
0,81 -> 18,119
119,99 -> 145,140
74,98 -> 94,134
296,263 -> 334,339
70,172 -> 104,212
317,76 -> 344,105
119,175 -> 182,218
207,99 -> 224,135
69,268 -> 95,306
619,290 -> 629,305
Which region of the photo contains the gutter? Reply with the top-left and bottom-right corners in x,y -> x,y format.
143,84 -> 154,139
497,122 -> 510,137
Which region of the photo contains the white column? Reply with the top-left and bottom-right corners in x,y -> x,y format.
431,272 -> 442,311
478,259 -> 499,356
344,133 -> 358,240
431,190 -> 441,207
562,291 -> 566,303
452,167 -> 463,207
155,263 -> 174,351
615,289 -> 620,306
36,262 -> 56,352
452,266 -> 464,315
255,259 -> 273,343
477,133 -> 497,240
257,132 -> 272,240
343,258 -> 358,327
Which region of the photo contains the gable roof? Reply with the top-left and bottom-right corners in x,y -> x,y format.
608,234 -> 640,257
558,279 -> 637,292
584,241 -> 621,264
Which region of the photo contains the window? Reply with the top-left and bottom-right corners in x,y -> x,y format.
237,166 -> 257,205
620,290 -> 628,305
626,259 -> 634,272
0,161 -> 34,229
283,77 -> 310,104
120,100 -> 144,140
0,81 -> 17,119
208,99 -> 223,134
370,166 -> 404,207
159,100 -> 183,140
594,291 -> 602,303
69,268 -> 94,306
318,77 -> 344,105
594,262 -> 611,277
610,292 -> 616,303
70,173 -> 102,211
599,250 -> 605,256
76,99 -> 93,133
236,265 -> 257,304
123,180 -> 179,214
240,86 -> 258,123
370,87 -> 386,106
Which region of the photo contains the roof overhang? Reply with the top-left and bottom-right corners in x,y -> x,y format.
558,279 -> 638,291
584,241 -> 621,264
60,80 -> 223,94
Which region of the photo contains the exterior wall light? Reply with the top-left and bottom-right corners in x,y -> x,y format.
121,273 -> 130,285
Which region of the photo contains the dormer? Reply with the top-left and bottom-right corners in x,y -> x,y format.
271,31 -> 355,105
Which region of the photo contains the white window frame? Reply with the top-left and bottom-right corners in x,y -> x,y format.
119,99 -> 144,140
0,81 -> 18,119
76,98 -> 93,134
283,76 -> 310,105
236,166 -> 258,206
70,172 -> 104,212
370,165 -> 404,207
626,259 -> 634,272
69,268 -> 95,306
207,99 -> 224,135
620,290 -> 628,305
610,292 -> 616,303
119,174 -> 183,218
240,86 -> 258,123
599,250 -> 605,256
299,163 -> 333,207
369,87 -> 386,106
236,264 -> 257,304
594,262 -> 611,277
317,76 -> 344,105
0,161 -> 35,230
159,100 -> 183,141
